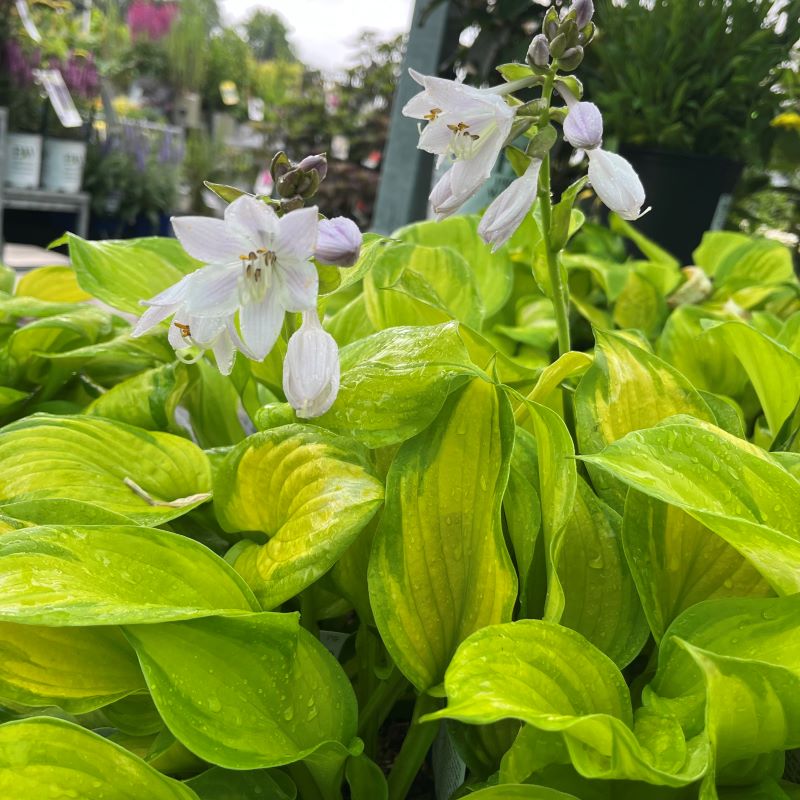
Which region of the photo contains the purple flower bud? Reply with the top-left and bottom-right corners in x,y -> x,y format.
297,153 -> 328,181
563,101 -> 603,150
572,0 -> 594,28
314,217 -> 362,267
527,34 -> 550,67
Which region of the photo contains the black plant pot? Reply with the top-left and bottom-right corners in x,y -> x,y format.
619,147 -> 743,266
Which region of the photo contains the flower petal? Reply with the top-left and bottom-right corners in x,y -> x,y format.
587,148 -> 646,220
183,263 -> 241,317
276,256 -> 319,312
212,329 -> 236,375
141,273 -> 192,307
171,217 -> 246,264
224,195 -> 280,251
418,119 -> 455,154
239,290 -> 284,360
276,205 -> 319,262
132,303 -> 174,337
402,88 -> 436,119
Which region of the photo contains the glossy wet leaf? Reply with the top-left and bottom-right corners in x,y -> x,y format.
0,622 -> 145,711
0,717 -> 198,799
0,414 -> 211,525
215,425 -> 383,609
584,418 -> 800,594
0,524 -> 258,624
312,322 -> 474,448
64,233 -> 201,315
185,766 -> 296,799
125,613 -> 358,770
369,378 -> 517,691
468,786 -> 579,799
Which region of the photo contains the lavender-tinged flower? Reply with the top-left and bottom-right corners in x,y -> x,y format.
403,68 -> 515,218
527,34 -> 550,67
572,0 -> 594,28
133,195 -> 320,362
315,217 -> 362,267
282,311 -> 340,418
478,158 -> 542,251
562,101 -> 603,151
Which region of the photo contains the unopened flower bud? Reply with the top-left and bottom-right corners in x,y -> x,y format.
556,45 -> 584,72
315,216 -> 362,267
270,151 -> 291,181
543,7 -> 559,40
557,18 -> 579,47
549,33 -> 567,59
527,34 -> 550,67
667,267 -> 713,308
587,148 -> 647,220
296,153 -> 328,181
283,312 -> 340,419
563,101 -> 603,150
578,21 -> 596,46
572,0 -> 594,28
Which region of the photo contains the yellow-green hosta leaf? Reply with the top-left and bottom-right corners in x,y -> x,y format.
394,214 -> 514,316
0,387 -> 28,421
0,414 -> 211,525
87,363 -> 190,432
0,498 -> 134,526
575,329 -> 714,511
215,425 -> 383,609
185,766 -> 296,800
707,235 -> 794,293
558,478 -> 648,668
425,620 -> 706,786
0,524 -> 258,624
15,265 -> 91,303
364,242 -> 484,330
468,786 -> 579,799
369,378 -> 517,691
612,271 -> 667,337
64,233 -> 201,315
0,622 -> 145,711
622,491 -> 771,642
314,323 -> 474,448
125,613 -> 358,771
703,320 -> 800,439
584,418 -> 800,595
0,717 -> 198,799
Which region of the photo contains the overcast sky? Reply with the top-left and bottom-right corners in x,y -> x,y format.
220,0 -> 415,73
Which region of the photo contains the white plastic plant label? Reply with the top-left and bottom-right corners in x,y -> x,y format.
34,69 -> 82,128
15,0 -> 41,42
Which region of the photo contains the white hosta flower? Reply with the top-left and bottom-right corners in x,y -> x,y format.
151,195 -> 319,361
478,158 -> 542,251
586,149 -> 647,221
315,217 -> 362,267
403,68 -> 515,217
283,311 -> 340,419
572,0 -> 594,28
563,101 -> 603,151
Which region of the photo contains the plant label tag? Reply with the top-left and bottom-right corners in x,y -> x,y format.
35,69 -> 82,128
219,80 -> 239,106
15,0 -> 41,42
247,97 -> 264,122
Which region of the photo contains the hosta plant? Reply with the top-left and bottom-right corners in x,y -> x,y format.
2,3 -> 800,799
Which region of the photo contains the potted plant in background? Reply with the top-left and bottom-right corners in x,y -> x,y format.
584,0 -> 800,263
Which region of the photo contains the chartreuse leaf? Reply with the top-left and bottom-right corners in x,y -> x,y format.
0,717 -> 198,799
0,498 -> 133,526
646,596 -> 800,794
15,265 -> 91,303
708,236 -> 795,292
64,234 -> 200,315
125,613 -> 359,773
364,242 -> 484,329
318,233 -> 389,298
186,766 -> 296,799
345,753 -> 388,800
0,525 -> 258,624
514,398 -> 577,624
702,319 -> 800,438
623,491 -> 771,642
558,477 -> 648,668
0,414 -> 211,525
612,271 -> 666,337
369,378 -> 517,691
313,323 -> 475,448
575,329 -> 714,511
0,387 -> 28,420
584,418 -> 800,595
0,622 -> 145,711
214,425 -> 383,609
609,214 -> 679,269
424,620 -> 706,786
468,786 -> 579,799
87,363 -> 190,431
394,214 -> 514,316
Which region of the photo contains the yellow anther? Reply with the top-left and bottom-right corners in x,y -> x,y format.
174,322 -> 191,338
424,107 -> 443,121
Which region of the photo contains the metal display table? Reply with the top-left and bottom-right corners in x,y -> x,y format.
2,187 -> 90,246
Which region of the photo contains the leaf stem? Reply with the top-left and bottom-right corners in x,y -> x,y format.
386,693 -> 440,800
358,666 -> 408,737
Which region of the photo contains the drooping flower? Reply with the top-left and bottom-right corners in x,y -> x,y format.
134,195 -> 320,362
562,101 -> 603,151
403,69 -> 516,218
315,217 -> 362,267
478,158 -> 542,251
282,311 -> 340,419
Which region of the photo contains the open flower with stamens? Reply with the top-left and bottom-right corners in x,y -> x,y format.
403,69 -> 516,218
133,195 -> 319,362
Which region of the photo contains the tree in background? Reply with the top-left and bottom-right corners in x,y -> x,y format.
244,10 -> 295,63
